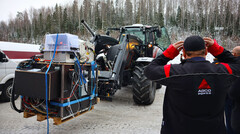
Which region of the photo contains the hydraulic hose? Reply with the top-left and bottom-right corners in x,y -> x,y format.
10,82 -> 23,113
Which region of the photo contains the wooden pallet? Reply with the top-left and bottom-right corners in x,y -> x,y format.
53,106 -> 94,125
23,106 -> 95,125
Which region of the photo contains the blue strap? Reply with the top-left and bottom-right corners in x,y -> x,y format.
50,95 -> 96,107
91,61 -> 97,97
91,61 -> 97,79
89,61 -> 97,110
45,33 -> 59,134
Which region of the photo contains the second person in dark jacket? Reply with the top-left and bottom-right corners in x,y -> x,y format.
229,46 -> 240,134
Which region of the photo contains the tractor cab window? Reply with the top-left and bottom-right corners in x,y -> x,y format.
155,27 -> 171,51
119,28 -> 145,43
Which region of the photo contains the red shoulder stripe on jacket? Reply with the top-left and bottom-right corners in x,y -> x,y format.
163,45 -> 179,59
164,64 -> 171,77
220,63 -> 233,74
207,39 -> 224,56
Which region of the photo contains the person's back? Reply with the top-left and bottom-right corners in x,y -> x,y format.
144,36 -> 240,134
229,46 -> 240,134
160,61 -> 235,134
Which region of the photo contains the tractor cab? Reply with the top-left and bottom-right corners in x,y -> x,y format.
109,24 -> 171,57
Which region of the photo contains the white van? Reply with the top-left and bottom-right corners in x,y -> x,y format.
0,41 -> 41,102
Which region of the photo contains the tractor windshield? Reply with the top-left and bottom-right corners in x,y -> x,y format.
155,27 -> 171,50
119,28 -> 145,43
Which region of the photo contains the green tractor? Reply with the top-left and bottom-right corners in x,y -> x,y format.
81,20 -> 171,105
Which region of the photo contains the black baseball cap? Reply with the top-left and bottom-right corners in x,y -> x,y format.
184,36 -> 206,51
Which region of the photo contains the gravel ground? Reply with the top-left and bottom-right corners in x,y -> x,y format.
0,86 -> 165,134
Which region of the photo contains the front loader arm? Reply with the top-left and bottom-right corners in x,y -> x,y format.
109,35 -> 129,81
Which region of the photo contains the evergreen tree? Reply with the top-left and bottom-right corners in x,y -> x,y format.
62,8 -> 68,33
197,0 -> 204,32
176,6 -> 181,27
95,1 -> 102,29
0,21 -> 8,41
16,12 -> 24,40
136,1 -> 141,24
148,0 -> 153,24
235,2 -> 240,36
72,0 -> 79,33
124,0 -> 133,25
183,10 -> 190,30
79,5 -> 85,35
106,0 -> 112,26
52,4 -> 60,33
110,0 -> 116,27
156,0 -> 164,26
33,17 -> 39,43
0,0 -> 239,44
46,14 -> 52,33
59,6 -> 63,32
83,0 -> 92,25
101,0 -> 107,29
38,13 -> 44,35
23,11 -> 31,41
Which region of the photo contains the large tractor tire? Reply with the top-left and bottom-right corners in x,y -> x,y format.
132,65 -> 156,105
0,80 -> 19,102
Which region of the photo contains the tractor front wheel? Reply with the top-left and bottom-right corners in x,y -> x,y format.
132,65 -> 156,105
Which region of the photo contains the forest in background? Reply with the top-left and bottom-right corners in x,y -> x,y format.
0,0 -> 239,50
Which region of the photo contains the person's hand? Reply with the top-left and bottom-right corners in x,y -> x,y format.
163,41 -> 183,59
173,41 -> 184,51
203,37 -> 214,47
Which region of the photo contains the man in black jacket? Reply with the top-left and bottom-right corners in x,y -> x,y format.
144,36 -> 240,134
229,46 -> 240,134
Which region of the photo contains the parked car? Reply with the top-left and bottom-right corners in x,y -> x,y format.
0,41 -> 41,102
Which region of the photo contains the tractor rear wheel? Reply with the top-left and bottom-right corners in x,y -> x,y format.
132,65 -> 156,105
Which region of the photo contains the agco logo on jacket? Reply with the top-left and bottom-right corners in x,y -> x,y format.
198,79 -> 212,95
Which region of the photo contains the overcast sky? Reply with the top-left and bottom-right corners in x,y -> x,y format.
0,0 -> 77,22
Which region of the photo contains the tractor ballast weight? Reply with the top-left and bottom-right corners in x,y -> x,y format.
81,20 -> 171,105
